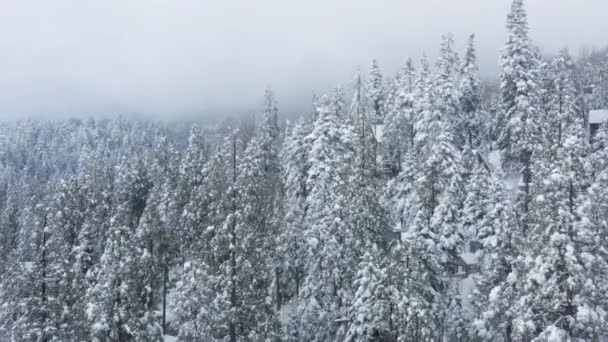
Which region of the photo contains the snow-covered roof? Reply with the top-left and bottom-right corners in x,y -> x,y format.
486,150 -> 501,171
590,109 -> 608,124
460,252 -> 478,265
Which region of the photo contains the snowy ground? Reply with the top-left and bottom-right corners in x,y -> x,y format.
459,274 -> 477,319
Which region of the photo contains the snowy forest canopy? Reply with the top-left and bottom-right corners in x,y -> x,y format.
2,1 -> 608,341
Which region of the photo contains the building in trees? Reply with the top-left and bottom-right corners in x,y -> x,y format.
589,109 -> 608,138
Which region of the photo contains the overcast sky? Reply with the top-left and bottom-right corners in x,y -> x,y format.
1,0 -> 607,120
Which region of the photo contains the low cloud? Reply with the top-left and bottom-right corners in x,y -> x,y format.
1,0 -> 606,119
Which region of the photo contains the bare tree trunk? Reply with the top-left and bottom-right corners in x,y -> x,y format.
41,215 -> 48,342
275,268 -> 282,311
414,315 -> 419,342
162,261 -> 168,334
522,151 -> 532,236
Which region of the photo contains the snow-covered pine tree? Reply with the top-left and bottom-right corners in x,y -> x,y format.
517,118 -> 607,340
178,124 -> 209,255
331,86 -> 348,120
172,260 -> 213,341
445,283 -> 470,342
204,130 -> 246,342
45,178 -> 91,340
537,56 -> 557,153
0,199 -> 63,342
180,151 -> 219,262
383,60 -> 417,176
498,0 -> 542,236
459,34 -> 483,148
276,117 -> 315,341
134,177 -> 179,335
550,48 -> 579,149
350,68 -> 376,176
434,34 -> 463,148
171,128 -> 241,342
382,149 -> 418,235
383,68 -> 402,125
401,194 -> 446,340
71,147 -> 116,340
0,180 -> 22,277
382,238 -> 410,341
429,156 -> 466,340
432,169 -> 465,269
368,59 -> 385,126
230,88 -> 283,340
472,173 -> 523,342
381,150 -> 419,340
400,50 -> 464,339
278,117 -> 311,307
462,161 -> 492,246
297,95 -> 358,341
86,158 -> 162,342
347,93 -> 389,249
345,245 -> 390,341
575,152 -> 608,340
499,0 -> 540,166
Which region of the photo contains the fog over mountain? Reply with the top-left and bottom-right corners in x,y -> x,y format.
1,0 -> 607,119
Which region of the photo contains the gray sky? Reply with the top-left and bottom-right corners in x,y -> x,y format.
1,0 -> 607,120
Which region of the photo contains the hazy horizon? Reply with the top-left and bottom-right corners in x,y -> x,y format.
1,0 -> 607,120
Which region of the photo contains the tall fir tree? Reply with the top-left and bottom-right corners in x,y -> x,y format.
277,117 -> 311,310
350,68 -> 377,176
297,96 -> 358,341
85,158 -> 162,342
178,124 -> 208,256
368,59 -> 386,126
459,34 -> 483,148
434,34 -> 462,147
0,199 -> 64,342
498,0 -> 542,236
345,246 -> 391,341
383,60 -> 417,176
472,173 -> 523,342
517,118 -> 608,340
